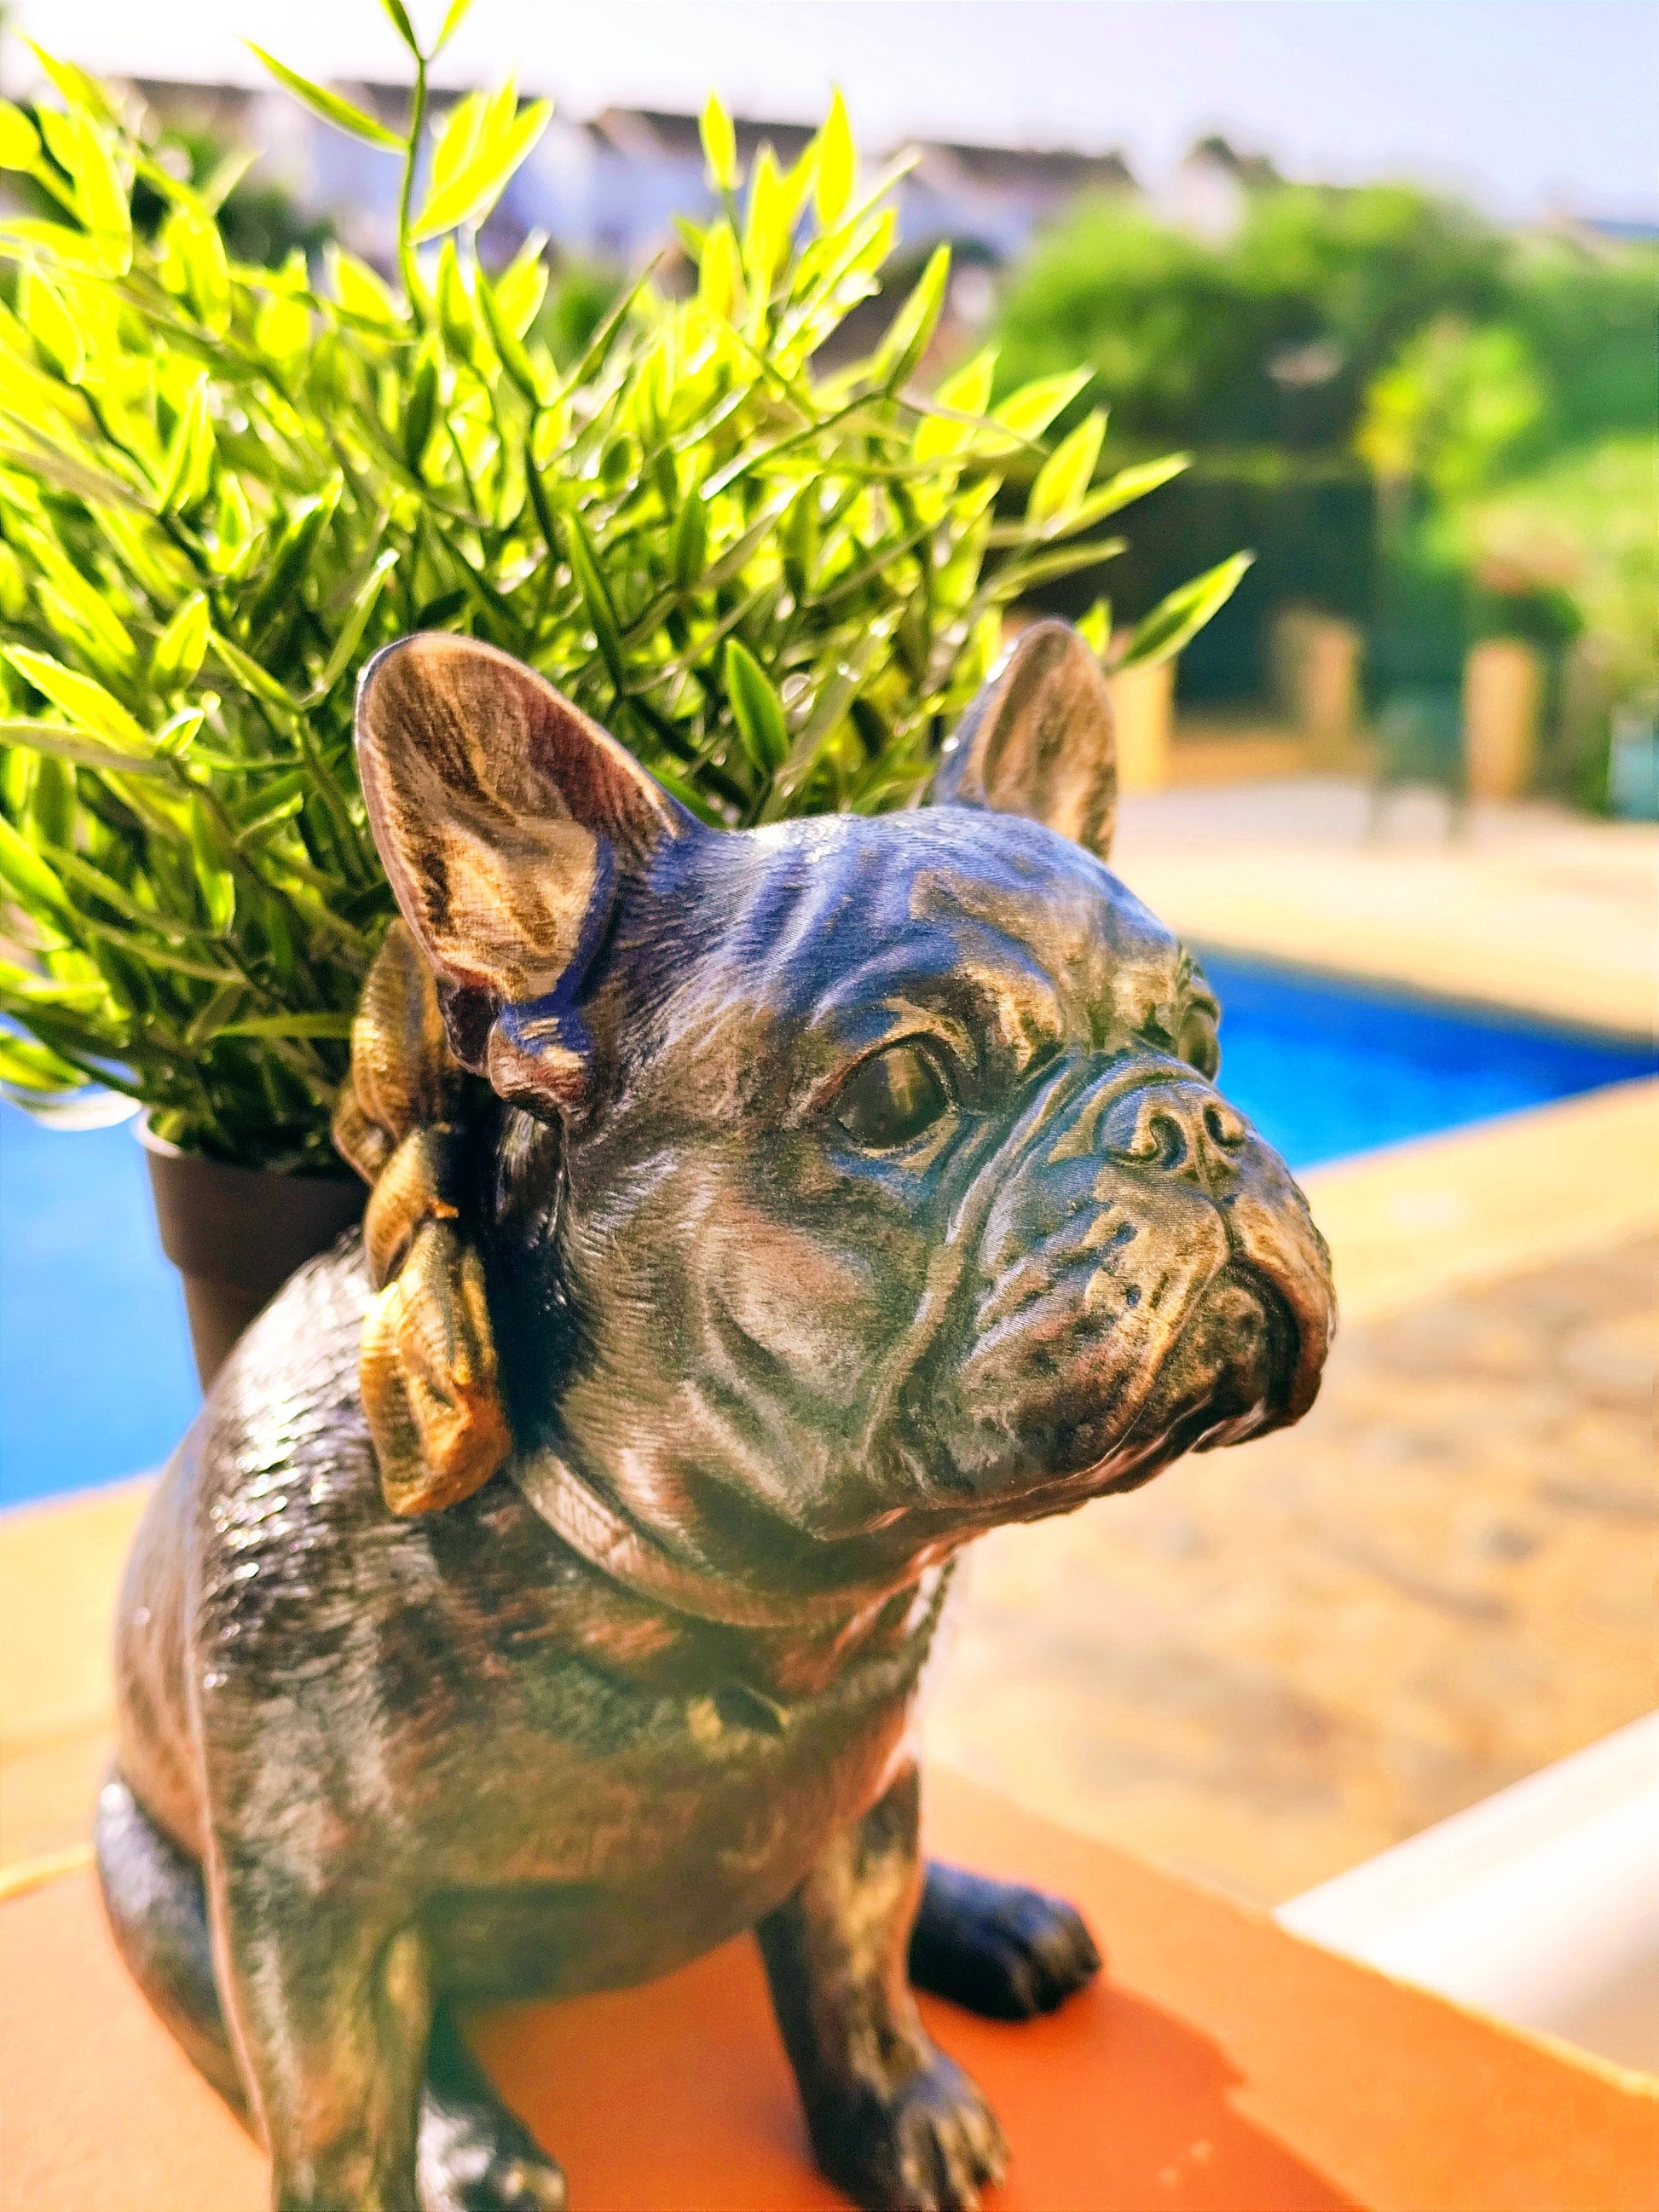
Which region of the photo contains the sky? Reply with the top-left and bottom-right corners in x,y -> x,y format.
10,0 -> 1657,224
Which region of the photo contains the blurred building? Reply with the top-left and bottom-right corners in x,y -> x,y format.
122,77 -> 1139,276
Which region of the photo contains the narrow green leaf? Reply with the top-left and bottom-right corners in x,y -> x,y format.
724,638 -> 789,775
197,147 -> 256,213
1076,598 -> 1112,658
477,267 -> 540,400
990,453 -> 1191,546
0,718 -> 168,776
552,256 -> 658,401
18,267 -> 84,384
404,338 -> 440,469
777,136 -> 819,234
0,812 -> 74,921
984,535 -> 1126,597
493,230 -> 549,337
3,648 -> 151,754
646,758 -> 725,827
697,221 -> 743,321
1113,553 -> 1254,673
429,90 -> 487,197
244,485 -> 341,640
28,752 -> 74,847
0,1032 -> 86,1093
206,629 -> 303,714
155,706 -> 208,758
876,242 -> 950,392
305,547 -> 399,702
155,376 -> 214,515
913,348 -> 997,464
767,619 -> 897,810
378,0 -> 422,55
0,217 -> 107,271
412,90 -> 552,240
993,369 -> 1092,442
328,245 -> 400,326
815,90 -> 855,228
246,45 -> 406,152
523,439 -> 561,557
0,956 -> 107,1011
189,798 -> 235,931
1081,453 -> 1188,521
0,435 -> 147,511
68,111 -> 131,274
563,510 -> 627,690
228,769 -> 305,840
432,0 -> 478,55
1029,407 -> 1106,524
0,101 -> 41,171
22,45 -> 119,127
672,494 -> 708,590
165,207 -> 231,331
436,237 -> 483,367
743,146 -> 789,299
701,93 -> 737,192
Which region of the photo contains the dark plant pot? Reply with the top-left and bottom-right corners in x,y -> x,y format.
139,1122 -> 365,1390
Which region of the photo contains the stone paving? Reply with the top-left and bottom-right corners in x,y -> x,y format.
925,1229 -> 1658,1905
1112,778 -> 1658,1039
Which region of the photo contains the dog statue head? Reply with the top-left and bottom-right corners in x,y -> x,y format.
347,623 -> 1335,1621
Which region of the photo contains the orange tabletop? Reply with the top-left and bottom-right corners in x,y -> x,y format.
1,1765 -> 1652,2212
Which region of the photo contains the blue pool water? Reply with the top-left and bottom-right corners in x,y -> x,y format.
1194,952 -> 1653,1170
1,962 -> 1652,1508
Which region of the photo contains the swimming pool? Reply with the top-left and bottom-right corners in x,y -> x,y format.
1,958 -> 1652,1509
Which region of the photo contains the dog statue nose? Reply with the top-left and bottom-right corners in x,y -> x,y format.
1099,1082 -> 1250,1192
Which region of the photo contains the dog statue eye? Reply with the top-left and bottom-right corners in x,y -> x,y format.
834,1042 -> 950,1150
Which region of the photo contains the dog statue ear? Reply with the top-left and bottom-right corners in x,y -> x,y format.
356,633 -> 693,1112
930,618 -> 1117,861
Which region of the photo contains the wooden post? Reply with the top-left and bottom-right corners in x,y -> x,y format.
1109,656 -> 1175,793
1270,605 -> 1361,764
1300,618 -> 1361,765
1463,638 -> 1542,800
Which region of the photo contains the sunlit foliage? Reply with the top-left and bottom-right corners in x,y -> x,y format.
0,30 -> 1234,1164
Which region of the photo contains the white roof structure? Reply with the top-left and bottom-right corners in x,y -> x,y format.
9,0 -> 1657,230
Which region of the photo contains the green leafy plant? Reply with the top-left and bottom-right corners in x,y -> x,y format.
0,18 -> 1238,1168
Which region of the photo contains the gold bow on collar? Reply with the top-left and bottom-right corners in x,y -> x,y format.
332,922 -> 510,1516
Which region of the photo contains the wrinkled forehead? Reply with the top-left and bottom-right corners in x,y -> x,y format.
633,810 -> 1185,1065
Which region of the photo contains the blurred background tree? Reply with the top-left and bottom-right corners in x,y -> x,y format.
988,166 -> 1656,795
4,46 -> 1648,810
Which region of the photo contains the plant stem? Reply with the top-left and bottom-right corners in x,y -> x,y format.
398,57 -> 429,327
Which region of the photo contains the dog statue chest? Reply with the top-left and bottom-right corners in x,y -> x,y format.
165,1243 -> 941,1924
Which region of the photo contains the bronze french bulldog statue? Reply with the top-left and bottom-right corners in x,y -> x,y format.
97,621 -> 1335,2212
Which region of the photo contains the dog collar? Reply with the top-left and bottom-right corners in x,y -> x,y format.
512,1447 -> 951,1632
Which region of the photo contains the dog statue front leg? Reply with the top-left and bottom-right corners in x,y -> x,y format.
756,1763 -> 1007,2212
209,1849 -> 431,2212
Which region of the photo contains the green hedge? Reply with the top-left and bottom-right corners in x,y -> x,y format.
1023,451 -> 1375,702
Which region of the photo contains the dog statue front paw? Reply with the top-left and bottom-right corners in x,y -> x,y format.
910,1862 -> 1102,2021
808,2048 -> 1008,2212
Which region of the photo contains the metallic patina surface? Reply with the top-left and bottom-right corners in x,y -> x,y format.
98,622 -> 1335,2212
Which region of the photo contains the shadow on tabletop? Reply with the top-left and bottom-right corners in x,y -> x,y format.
471,1928 -> 1353,2212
